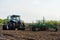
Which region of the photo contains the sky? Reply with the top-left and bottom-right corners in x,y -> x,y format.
0,0 -> 60,23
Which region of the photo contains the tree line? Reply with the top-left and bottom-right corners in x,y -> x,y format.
0,18 -> 60,25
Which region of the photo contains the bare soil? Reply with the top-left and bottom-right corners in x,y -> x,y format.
0,30 -> 60,40
0,25 -> 60,40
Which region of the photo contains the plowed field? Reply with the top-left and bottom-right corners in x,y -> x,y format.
0,30 -> 60,40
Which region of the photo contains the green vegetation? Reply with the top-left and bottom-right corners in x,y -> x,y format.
0,18 -> 60,25
0,19 -> 7,25
0,19 -> 4,25
33,20 -> 60,26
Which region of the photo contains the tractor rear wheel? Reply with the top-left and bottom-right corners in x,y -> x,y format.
8,26 -> 15,30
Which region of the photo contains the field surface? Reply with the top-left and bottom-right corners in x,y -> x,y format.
0,30 -> 60,40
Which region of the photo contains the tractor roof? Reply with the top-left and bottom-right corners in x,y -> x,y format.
11,15 -> 20,17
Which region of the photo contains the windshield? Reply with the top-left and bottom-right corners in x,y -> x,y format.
7,16 -> 20,22
11,17 -> 20,21
11,17 -> 20,20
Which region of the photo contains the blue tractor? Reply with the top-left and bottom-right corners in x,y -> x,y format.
2,15 -> 25,30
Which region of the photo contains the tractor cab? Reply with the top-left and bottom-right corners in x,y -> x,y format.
7,15 -> 21,23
